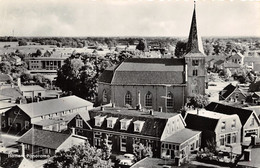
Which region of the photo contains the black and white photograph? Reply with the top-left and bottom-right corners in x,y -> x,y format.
0,0 -> 260,167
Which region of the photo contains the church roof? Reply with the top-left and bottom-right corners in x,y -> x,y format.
98,58 -> 185,85
185,2 -> 205,57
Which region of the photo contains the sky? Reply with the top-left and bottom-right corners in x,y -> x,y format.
0,0 -> 260,37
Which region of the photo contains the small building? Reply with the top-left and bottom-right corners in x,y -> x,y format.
219,83 -> 246,102
10,56 -> 22,65
206,102 -> 260,143
16,128 -> 88,157
0,74 -> 11,85
18,85 -> 46,98
67,106 -> 201,165
2,95 -> 93,134
185,109 -> 242,149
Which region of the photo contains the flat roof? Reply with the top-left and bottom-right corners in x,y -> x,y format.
187,109 -> 233,119
131,157 -> 175,168
162,128 -> 201,144
19,85 -> 45,92
91,106 -> 178,120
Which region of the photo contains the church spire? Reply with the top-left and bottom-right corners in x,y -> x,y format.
185,1 -> 205,55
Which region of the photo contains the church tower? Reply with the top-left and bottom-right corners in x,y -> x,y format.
185,1 -> 206,97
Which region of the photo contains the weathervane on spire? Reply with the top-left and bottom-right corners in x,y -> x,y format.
194,0 -> 196,9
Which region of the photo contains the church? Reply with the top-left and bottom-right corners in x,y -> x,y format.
97,3 -> 206,113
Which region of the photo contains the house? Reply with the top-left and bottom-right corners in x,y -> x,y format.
10,56 -> 22,65
185,109 -> 241,149
219,83 -> 247,102
0,74 -> 11,85
68,105 -> 201,165
205,102 -> 260,143
16,128 -> 88,157
237,137 -> 260,168
32,111 -> 90,132
226,52 -> 244,65
97,2 -> 206,113
244,56 -> 260,71
18,85 -> 46,98
249,92 -> 260,104
2,95 -> 93,134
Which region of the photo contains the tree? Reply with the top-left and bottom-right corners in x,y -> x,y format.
44,141 -> 112,168
136,39 -> 149,52
56,58 -> 98,100
174,41 -> 187,58
203,43 -> 214,56
187,94 -> 209,109
133,143 -> 153,161
18,39 -> 27,46
20,72 -> 33,83
0,61 -> 11,74
100,133 -> 112,160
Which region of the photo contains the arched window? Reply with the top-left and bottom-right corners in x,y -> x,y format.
167,92 -> 174,108
145,91 -> 152,107
102,90 -> 107,103
125,91 -> 132,106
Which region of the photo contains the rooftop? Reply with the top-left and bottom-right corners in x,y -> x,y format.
17,128 -> 70,149
205,102 -> 253,125
17,95 -> 93,118
131,157 -> 175,168
19,85 -> 45,92
162,128 -> 201,144
91,106 -> 178,119
99,58 -> 186,85
184,113 -> 219,132
187,109 -> 233,119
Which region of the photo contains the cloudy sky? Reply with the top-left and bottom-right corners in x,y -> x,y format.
0,0 -> 259,37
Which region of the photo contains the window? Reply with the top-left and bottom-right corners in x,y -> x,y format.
94,115 -> 106,127
250,118 -> 255,126
167,92 -> 174,108
102,90 -> 108,103
120,136 -> 127,152
145,91 -> 152,107
221,121 -> 226,131
8,118 -> 12,126
231,119 -> 236,129
120,119 -> 132,130
226,133 -> 231,144
232,133 -> 237,143
133,120 -> 145,132
2,120 -> 6,128
192,60 -> 199,66
76,119 -> 83,128
94,132 -> 101,147
193,70 -> 198,76
107,134 -> 113,145
125,91 -> 132,106
220,135 -> 225,146
25,121 -> 30,129
106,117 -> 117,128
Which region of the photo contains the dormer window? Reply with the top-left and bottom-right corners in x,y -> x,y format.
107,117 -> 118,128
133,120 -> 145,132
120,118 -> 132,130
192,60 -> 199,66
94,115 -> 106,127
76,119 -> 83,128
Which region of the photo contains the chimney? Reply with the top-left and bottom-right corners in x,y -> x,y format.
150,109 -> 154,115
136,91 -> 142,110
251,135 -> 256,146
19,98 -> 22,104
21,143 -> 25,158
17,77 -> 21,87
158,106 -> 163,112
71,127 -> 75,135
101,106 -> 104,111
244,149 -> 251,161
112,103 -> 115,108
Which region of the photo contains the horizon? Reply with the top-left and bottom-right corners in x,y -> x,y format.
0,0 -> 260,37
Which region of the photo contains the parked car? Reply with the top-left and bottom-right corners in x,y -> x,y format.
123,153 -> 135,161
118,159 -> 135,167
